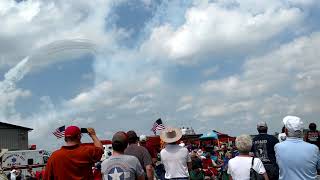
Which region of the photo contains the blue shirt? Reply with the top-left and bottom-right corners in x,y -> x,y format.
275,137 -> 320,180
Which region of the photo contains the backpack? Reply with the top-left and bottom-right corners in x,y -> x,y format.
250,158 -> 264,180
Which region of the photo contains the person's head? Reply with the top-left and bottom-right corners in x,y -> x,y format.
10,166 -> 16,172
126,130 -> 139,144
226,151 -> 232,158
281,126 -> 286,133
235,134 -> 252,154
96,163 -> 101,170
309,123 -> 317,131
257,121 -> 268,134
160,127 -> 182,144
283,115 -> 304,138
64,126 -> 82,144
139,135 -> 147,145
112,131 -> 128,153
16,169 -> 21,175
27,166 -> 32,172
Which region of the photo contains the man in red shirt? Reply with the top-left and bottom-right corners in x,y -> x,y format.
44,126 -> 103,180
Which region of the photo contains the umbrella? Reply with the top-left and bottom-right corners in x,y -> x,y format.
200,131 -> 218,140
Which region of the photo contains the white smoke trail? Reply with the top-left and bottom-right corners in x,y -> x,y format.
29,39 -> 98,68
0,57 -> 30,92
0,39 -> 98,126
0,39 -> 97,96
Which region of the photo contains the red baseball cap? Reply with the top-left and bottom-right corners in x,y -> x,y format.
65,126 -> 81,137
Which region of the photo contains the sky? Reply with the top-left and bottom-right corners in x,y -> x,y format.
0,0 -> 320,150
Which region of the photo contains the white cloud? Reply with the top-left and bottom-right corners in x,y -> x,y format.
0,0 -> 123,68
201,76 -> 270,98
199,100 -> 254,118
196,31 -> 320,129
120,93 -> 154,111
176,103 -> 192,112
179,96 -> 193,104
0,0 -> 319,149
141,1 -> 304,64
66,81 -> 117,111
202,66 -> 219,77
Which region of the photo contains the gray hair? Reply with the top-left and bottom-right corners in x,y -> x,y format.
236,134 -> 252,153
287,130 -> 302,138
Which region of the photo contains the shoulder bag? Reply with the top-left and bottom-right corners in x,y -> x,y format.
250,157 -> 265,180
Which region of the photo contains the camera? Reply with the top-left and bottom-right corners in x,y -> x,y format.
80,128 -> 88,133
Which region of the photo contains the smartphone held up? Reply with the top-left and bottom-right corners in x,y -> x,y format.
81,128 -> 88,133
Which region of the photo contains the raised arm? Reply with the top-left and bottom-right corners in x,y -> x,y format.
87,128 -> 103,149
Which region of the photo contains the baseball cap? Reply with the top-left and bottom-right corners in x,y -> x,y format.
65,126 -> 81,137
257,121 -> 268,128
139,135 -> 147,142
283,115 -> 303,132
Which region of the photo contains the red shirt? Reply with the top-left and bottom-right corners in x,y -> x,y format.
202,158 -> 213,169
93,169 -> 102,180
44,144 -> 103,180
141,143 -> 157,159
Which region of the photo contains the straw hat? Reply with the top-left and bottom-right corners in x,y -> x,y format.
160,127 -> 182,143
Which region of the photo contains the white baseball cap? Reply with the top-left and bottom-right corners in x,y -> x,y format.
283,115 -> 304,132
139,135 -> 147,142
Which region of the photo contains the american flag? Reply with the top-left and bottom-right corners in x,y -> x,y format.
53,125 -> 65,139
151,118 -> 165,135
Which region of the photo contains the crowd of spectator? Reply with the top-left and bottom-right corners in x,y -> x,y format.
4,115 -> 318,180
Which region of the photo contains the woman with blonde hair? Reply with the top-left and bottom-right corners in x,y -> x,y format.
227,134 -> 269,180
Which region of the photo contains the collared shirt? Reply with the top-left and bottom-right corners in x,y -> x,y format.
275,137 -> 320,180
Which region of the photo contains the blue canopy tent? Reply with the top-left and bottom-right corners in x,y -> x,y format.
199,131 -> 218,140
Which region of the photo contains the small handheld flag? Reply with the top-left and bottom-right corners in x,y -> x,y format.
151,118 -> 165,135
53,125 -> 65,139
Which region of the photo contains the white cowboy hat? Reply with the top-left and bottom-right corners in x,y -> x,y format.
160,127 -> 182,143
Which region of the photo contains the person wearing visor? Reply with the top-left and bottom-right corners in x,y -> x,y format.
44,126 -> 103,180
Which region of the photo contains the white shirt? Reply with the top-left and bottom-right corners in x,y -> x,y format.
10,171 -> 16,180
227,156 -> 266,180
160,144 -> 191,179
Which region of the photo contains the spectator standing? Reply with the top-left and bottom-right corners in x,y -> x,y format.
160,127 -> 192,180
228,134 -> 269,180
305,123 -> 320,149
189,152 -> 204,180
35,167 -> 45,180
221,152 -> 232,180
275,116 -> 320,180
26,167 -> 36,180
124,131 -> 154,180
7,167 -> 22,180
7,167 -> 17,180
139,135 -> 158,164
278,126 -> 287,143
251,121 -> 279,180
202,152 -> 222,179
93,163 -> 102,180
101,131 -> 145,180
44,126 -> 103,180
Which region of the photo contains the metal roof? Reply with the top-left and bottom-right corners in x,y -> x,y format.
0,122 -> 33,131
